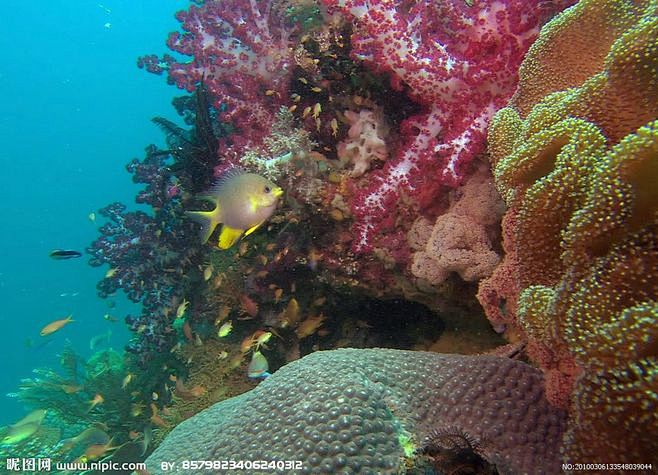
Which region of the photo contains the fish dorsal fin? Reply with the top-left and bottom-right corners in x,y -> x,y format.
218,225 -> 244,249
207,167 -> 246,195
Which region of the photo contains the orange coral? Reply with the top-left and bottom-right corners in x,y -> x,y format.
511,0 -> 655,117
479,0 -> 658,463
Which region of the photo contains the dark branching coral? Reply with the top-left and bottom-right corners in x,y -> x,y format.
87,84 -> 225,363
153,81 -> 222,193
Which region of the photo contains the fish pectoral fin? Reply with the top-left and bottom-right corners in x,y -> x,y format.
218,226 -> 244,250
186,205 -> 221,244
244,222 -> 265,237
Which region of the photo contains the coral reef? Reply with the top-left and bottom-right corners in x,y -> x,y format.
239,107 -> 318,181
322,0 -> 576,251
134,0 -> 577,347
152,339 -> 258,445
478,0 -> 658,462
337,108 -> 389,177
410,162 -> 504,286
146,349 -> 566,474
80,0 -> 657,466
2,346 -> 157,465
138,0 -> 295,156
87,87 -> 221,363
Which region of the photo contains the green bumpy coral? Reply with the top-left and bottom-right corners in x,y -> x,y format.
481,0 -> 658,463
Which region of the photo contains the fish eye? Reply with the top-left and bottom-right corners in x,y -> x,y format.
264,186 -> 271,193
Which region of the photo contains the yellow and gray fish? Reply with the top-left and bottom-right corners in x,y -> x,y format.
59,426 -> 110,452
186,169 -> 283,249
2,409 -> 47,445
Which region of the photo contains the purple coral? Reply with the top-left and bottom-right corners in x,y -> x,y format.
87,147 -> 202,362
146,349 -> 566,474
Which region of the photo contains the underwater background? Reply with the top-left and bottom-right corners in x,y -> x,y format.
0,0 -> 187,425
0,0 -> 655,472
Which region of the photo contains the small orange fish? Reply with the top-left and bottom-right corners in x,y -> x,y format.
240,335 -> 255,354
278,298 -> 300,328
274,288 -> 283,302
254,331 -> 272,350
60,384 -> 83,394
312,296 -> 327,307
83,439 -> 118,461
174,378 -> 206,400
312,102 -> 322,119
183,321 -> 194,342
229,353 -> 244,370
150,403 -> 169,428
216,305 -> 231,323
87,394 -> 104,412
40,315 -> 74,336
239,294 -> 259,318
330,118 -> 338,137
296,313 -> 326,339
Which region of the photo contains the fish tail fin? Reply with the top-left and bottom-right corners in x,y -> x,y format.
218,226 -> 244,250
186,207 -> 221,244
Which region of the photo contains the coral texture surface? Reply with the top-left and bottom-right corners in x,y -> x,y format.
479,0 -> 658,462
146,349 -> 566,474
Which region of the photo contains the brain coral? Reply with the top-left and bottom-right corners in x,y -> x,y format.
479,0 -> 658,463
146,349 -> 566,474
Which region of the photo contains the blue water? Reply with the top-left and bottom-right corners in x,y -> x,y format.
0,0 -> 187,425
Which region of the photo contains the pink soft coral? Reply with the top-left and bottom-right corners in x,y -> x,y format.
139,0 -> 293,157
410,163 -> 504,285
337,109 -> 389,177
324,0 -> 576,251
